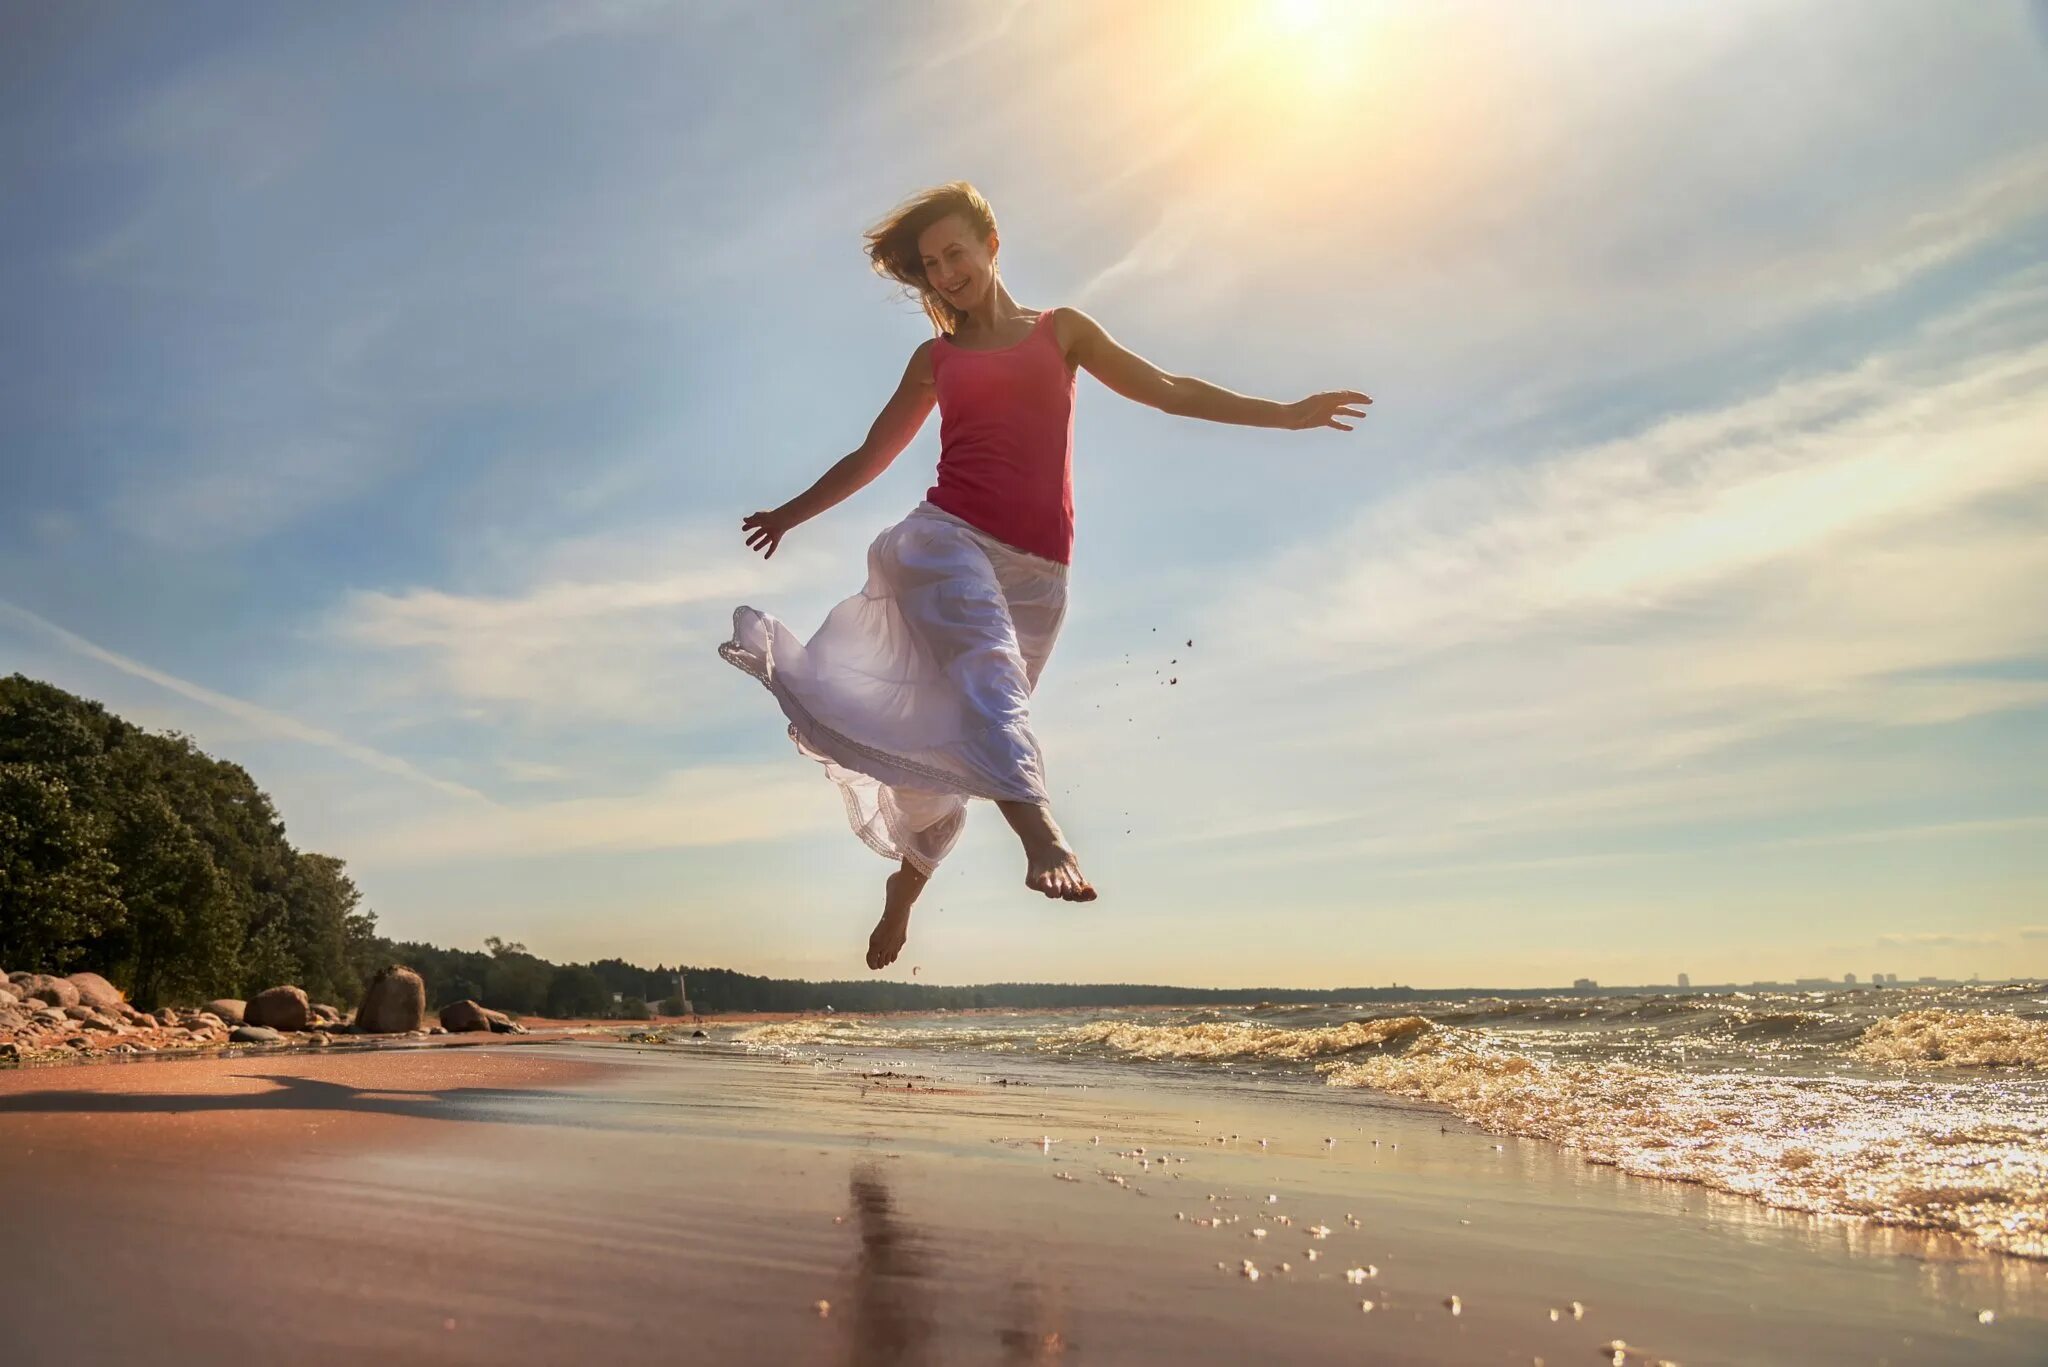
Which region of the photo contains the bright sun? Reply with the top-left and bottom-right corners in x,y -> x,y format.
1238,0 -> 1373,101
1270,0 -> 1333,35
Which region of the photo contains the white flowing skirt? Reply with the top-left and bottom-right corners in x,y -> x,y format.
719,500 -> 1069,875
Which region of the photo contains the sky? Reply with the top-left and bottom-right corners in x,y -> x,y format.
3,0 -> 2045,989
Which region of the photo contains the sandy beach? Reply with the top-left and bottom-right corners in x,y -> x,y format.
0,1036 -> 2039,1366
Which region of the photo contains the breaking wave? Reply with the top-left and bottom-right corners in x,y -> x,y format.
1052,1016 -> 1432,1061
728,989 -> 2048,1258
1851,1009 -> 2048,1069
1319,1026 -> 2048,1259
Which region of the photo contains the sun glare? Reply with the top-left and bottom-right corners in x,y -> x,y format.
1271,0 -> 1330,35
1244,0 -> 1379,99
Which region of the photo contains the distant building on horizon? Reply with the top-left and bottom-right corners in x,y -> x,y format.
1844,973 -> 1857,985
1573,978 -> 1598,992
1677,973 -> 1690,989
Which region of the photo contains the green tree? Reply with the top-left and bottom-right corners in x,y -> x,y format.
546,964 -> 612,1019
281,851 -> 371,1006
99,784 -> 240,1008
0,762 -> 124,971
483,939 -> 552,1015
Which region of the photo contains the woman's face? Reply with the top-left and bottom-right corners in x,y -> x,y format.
916,214 -> 997,312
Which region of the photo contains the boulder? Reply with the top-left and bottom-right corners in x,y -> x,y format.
192,1012 -> 225,1030
206,999 -> 247,1026
245,985 -> 311,1032
484,1009 -> 527,1035
0,986 -> 17,1007
438,1000 -> 492,1033
354,966 -> 426,1034
61,1005 -> 95,1021
154,1009 -> 181,1028
82,1017 -> 121,1033
229,1025 -> 284,1045
309,1003 -> 342,1023
16,975 -> 80,1010
65,972 -> 122,1010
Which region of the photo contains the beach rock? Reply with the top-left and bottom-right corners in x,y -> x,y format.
33,1008 -> 67,1027
154,1009 -> 181,1027
482,1008 -> 527,1034
0,986 -> 17,1007
62,1004 -> 95,1021
65,972 -> 122,1010
82,1017 -> 121,1033
193,1012 -> 225,1030
439,1000 -> 492,1033
245,986 -> 311,1032
230,1025 -> 284,1045
0,1042 -> 19,1063
309,1002 -> 342,1023
16,975 -> 80,1010
354,966 -> 426,1034
206,999 -> 246,1026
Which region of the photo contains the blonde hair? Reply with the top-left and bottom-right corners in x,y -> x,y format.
863,181 -> 998,336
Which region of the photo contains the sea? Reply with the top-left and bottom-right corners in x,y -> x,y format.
728,982 -> 2048,1261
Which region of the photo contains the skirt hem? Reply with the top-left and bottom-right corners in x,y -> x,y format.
719,607 -> 1042,819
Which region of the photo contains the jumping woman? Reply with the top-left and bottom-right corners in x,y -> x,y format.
720,182 -> 1369,971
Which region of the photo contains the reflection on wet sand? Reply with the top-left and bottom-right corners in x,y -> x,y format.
840,1162 -> 1071,1365
841,1163 -> 931,1366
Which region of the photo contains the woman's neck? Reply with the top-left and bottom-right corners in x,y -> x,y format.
954,281 -> 1024,337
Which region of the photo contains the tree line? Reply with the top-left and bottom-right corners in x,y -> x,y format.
2,675 -> 1441,1016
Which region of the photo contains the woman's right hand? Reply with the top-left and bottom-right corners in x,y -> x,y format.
741,508 -> 796,559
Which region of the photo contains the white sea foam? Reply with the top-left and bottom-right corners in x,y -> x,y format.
1053,1016 -> 1432,1061
1320,1028 -> 2048,1259
1851,1009 -> 2048,1069
727,992 -> 2048,1258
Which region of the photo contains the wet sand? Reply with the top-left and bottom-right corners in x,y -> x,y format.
0,1042 -> 2040,1365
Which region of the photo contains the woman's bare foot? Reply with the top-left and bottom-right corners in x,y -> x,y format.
997,800 -> 1096,902
867,861 -> 928,970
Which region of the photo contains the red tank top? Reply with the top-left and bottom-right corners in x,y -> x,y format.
925,308 -> 1076,565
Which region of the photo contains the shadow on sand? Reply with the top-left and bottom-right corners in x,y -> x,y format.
0,1072 -> 598,1126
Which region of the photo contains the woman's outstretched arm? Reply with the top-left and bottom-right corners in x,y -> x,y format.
1063,308 -> 1369,431
743,343 -> 938,558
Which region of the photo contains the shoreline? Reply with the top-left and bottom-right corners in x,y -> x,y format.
1,1037 -> 2038,1364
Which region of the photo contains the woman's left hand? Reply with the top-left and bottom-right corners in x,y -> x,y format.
1285,390 -> 1372,431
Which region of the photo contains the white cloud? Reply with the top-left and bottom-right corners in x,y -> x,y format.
325,519 -> 848,723
343,761 -> 834,866
500,759 -> 572,783
0,597 -> 486,802
1876,932 -> 2005,950
1219,283 -> 2048,676
1057,270 -> 2048,879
